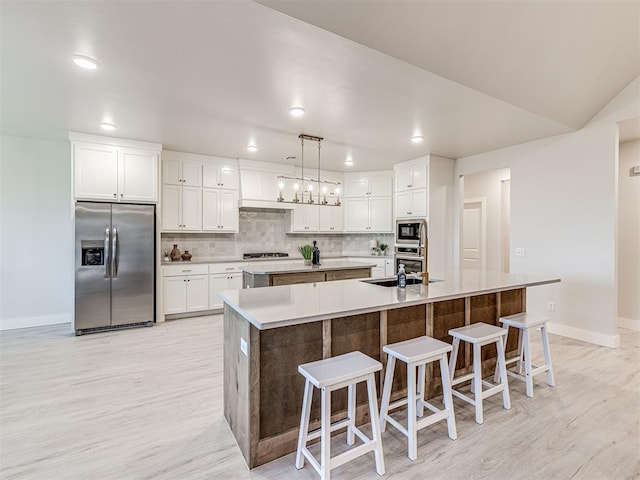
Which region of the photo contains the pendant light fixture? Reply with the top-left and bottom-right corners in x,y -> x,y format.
277,134 -> 341,206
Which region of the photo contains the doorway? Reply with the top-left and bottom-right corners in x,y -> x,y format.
460,168 -> 511,272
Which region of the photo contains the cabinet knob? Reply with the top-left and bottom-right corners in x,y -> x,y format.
120,193 -> 124,198
113,193 -> 117,198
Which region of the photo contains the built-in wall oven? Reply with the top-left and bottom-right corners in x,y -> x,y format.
394,245 -> 425,275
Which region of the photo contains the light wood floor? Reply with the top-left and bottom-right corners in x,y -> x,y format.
1,316 -> 638,480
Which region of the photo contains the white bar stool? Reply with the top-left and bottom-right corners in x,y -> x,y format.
495,312 -> 555,397
379,336 -> 457,461
296,351 -> 385,480
448,322 -> 511,424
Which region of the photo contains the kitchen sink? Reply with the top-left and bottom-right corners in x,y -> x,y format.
361,277 -> 443,287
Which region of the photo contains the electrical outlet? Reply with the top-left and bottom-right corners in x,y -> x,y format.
547,302 -> 555,312
240,338 -> 248,356
515,248 -> 525,257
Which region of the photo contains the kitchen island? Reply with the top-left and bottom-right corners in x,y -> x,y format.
220,270 -> 560,468
241,260 -> 375,288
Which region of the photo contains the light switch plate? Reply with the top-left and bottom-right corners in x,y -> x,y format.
240,338 -> 248,356
515,248 -> 525,257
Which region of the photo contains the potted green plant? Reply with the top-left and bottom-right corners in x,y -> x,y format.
378,243 -> 388,256
298,244 -> 314,266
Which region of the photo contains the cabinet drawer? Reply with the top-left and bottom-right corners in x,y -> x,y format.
325,268 -> 371,281
163,264 -> 209,276
270,271 -> 326,286
209,262 -> 247,274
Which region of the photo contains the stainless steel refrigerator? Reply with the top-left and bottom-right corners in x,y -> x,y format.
75,202 -> 155,335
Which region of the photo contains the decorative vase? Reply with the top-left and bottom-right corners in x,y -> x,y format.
304,259 -> 312,266
170,244 -> 181,261
181,250 -> 192,262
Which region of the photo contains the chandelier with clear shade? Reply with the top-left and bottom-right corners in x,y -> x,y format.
277,134 -> 341,206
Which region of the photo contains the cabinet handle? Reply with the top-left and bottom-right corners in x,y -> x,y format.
187,279 -> 190,282
113,193 -> 117,198
182,269 -> 192,273
120,193 -> 123,198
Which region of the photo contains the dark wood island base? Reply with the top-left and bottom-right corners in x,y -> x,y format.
224,288 -> 526,468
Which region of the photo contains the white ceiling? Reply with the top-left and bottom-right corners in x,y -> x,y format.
1,1 -> 638,172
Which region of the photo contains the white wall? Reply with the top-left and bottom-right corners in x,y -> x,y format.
0,136 -> 73,329
454,76 -> 640,348
617,139 -> 640,327
428,155 -> 455,274
462,168 -> 510,272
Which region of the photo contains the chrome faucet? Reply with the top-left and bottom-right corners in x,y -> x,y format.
417,219 -> 429,284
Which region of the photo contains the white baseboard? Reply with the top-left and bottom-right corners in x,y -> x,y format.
547,321 -> 620,349
0,314 -> 71,331
618,316 -> 640,331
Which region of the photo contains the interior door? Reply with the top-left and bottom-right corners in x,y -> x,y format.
463,200 -> 484,269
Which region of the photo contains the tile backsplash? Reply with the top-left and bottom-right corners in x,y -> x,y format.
161,210 -> 394,260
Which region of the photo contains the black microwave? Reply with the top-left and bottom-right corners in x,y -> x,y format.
396,220 -> 426,243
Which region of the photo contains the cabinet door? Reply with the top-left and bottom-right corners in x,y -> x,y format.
345,177 -> 369,197
74,142 -> 118,200
395,191 -> 413,217
219,166 -> 238,190
228,272 -> 243,290
162,159 -> 183,186
162,185 -> 183,230
181,162 -> 202,187
369,175 -> 393,196
395,166 -> 413,192
369,197 -> 393,232
345,197 -> 370,231
219,190 -> 238,231
118,148 -> 158,202
181,186 -> 202,231
319,205 -> 343,232
186,274 -> 208,312
163,276 -> 186,314
202,188 -> 220,231
385,258 -> 395,276
410,189 -> 427,217
411,166 -> 427,190
210,274 -> 229,310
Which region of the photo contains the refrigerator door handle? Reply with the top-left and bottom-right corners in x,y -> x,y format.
104,228 -> 111,278
112,227 -> 118,278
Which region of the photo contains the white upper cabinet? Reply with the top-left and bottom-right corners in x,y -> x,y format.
394,161 -> 427,192
345,172 -> 393,198
344,171 -> 393,233
203,161 -> 238,190
393,157 -> 429,219
203,188 -> 238,232
240,170 -> 279,202
163,159 -> 202,187
71,133 -> 160,203
319,205 -> 343,232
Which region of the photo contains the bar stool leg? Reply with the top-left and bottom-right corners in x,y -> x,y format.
366,373 -> 386,475
515,328 -> 524,374
416,363 -> 426,417
449,338 -> 460,380
320,386 -> 331,480
472,343 -> 483,424
407,361 -> 418,461
439,354 -> 457,440
379,356 -> 396,433
496,336 -> 511,410
541,325 -> 556,386
347,384 -> 356,446
522,328 -> 534,398
296,379 -> 313,469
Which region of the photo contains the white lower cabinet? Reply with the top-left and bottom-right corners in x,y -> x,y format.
163,265 -> 209,314
209,262 -> 245,309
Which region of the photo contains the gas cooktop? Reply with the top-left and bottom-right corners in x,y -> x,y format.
242,252 -> 290,259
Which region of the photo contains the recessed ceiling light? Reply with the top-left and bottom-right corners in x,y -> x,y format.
344,156 -> 354,166
411,135 -> 424,144
289,106 -> 305,117
71,54 -> 100,70
100,122 -> 117,131
247,144 -> 258,152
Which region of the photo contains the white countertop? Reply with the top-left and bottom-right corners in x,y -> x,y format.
240,260 -> 376,275
219,270 -> 560,330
